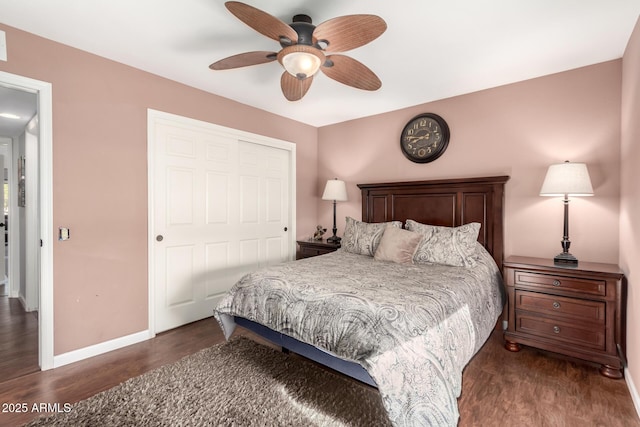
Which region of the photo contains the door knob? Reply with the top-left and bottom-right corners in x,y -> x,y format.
156,235 -> 164,242
284,227 -> 288,232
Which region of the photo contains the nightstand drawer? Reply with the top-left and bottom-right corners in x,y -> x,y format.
515,290 -> 605,323
516,314 -> 606,350
300,246 -> 326,257
296,240 -> 340,259
514,271 -> 606,297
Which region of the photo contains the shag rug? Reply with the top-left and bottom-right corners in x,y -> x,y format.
25,337 -> 391,426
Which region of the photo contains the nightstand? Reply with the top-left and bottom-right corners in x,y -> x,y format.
296,239 -> 340,259
503,256 -> 626,379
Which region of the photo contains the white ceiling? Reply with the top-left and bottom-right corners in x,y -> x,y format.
0,86 -> 37,137
1,0 -> 639,127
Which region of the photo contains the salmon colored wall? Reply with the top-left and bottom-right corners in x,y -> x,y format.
621,17 -> 640,409
318,61 -> 622,265
0,24 -> 318,355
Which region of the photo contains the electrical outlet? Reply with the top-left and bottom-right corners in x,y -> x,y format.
0,30 -> 6,61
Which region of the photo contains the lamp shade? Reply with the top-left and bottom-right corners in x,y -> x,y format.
322,179 -> 348,201
540,161 -> 594,197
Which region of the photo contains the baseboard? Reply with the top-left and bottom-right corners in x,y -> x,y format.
53,329 -> 153,368
626,367 -> 640,420
18,294 -> 27,311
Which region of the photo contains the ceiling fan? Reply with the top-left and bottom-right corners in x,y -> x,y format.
210,1 -> 387,101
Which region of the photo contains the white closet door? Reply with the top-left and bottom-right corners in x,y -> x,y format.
151,116 -> 292,333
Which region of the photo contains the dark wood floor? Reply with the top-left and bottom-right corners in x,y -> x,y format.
0,294 -> 39,383
0,317 -> 638,427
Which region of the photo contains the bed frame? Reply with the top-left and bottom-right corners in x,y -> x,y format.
236,175 -> 509,387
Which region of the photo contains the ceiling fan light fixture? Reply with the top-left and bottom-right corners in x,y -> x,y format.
282,52 -> 320,79
277,45 -> 325,80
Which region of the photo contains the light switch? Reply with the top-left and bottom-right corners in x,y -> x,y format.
59,227 -> 70,241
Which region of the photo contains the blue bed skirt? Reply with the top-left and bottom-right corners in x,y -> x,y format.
234,316 -> 377,388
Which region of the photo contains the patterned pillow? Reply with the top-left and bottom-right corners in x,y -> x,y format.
342,217 -> 403,256
405,220 -> 481,267
374,225 -> 423,264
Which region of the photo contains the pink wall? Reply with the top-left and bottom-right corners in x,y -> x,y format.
0,24 -> 318,354
318,61 -> 622,265
621,17 -> 640,405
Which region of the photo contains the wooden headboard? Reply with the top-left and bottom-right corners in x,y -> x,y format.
358,176 -> 510,267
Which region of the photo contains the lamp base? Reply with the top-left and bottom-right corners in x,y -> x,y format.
326,235 -> 341,244
554,252 -> 578,267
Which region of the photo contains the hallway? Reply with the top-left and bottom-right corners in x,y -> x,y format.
0,286 -> 39,382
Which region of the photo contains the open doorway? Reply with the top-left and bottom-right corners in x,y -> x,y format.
0,70 -> 54,377
0,85 -> 39,381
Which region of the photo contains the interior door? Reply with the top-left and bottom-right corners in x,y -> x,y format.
151,118 -> 292,333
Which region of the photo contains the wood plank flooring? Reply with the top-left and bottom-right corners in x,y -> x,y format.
0,296 -> 39,383
0,317 -> 638,427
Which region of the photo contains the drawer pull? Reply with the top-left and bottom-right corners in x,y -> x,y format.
553,326 -> 561,334
552,301 -> 561,309
552,280 -> 561,287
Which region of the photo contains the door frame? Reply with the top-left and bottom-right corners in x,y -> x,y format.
147,109 -> 296,337
0,71 -> 54,370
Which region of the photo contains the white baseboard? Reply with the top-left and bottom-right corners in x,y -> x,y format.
18,294 -> 27,311
626,367 -> 640,420
53,329 -> 153,368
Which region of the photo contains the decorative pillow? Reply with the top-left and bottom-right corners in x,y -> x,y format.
405,220 -> 481,267
342,217 -> 403,256
374,226 -> 423,264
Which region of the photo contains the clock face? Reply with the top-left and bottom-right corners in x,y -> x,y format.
400,113 -> 450,163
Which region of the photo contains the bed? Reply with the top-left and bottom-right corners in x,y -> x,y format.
214,176 -> 509,426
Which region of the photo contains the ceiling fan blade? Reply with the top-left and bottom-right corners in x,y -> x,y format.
313,15 -> 387,53
210,51 -> 277,70
321,55 -> 381,91
225,1 -> 298,44
281,72 -> 313,101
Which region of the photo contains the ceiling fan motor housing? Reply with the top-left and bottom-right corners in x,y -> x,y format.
287,14 -> 317,48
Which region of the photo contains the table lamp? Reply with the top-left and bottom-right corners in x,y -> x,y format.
322,178 -> 348,244
540,160 -> 593,265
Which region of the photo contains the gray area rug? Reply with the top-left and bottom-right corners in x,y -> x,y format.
25,337 -> 391,426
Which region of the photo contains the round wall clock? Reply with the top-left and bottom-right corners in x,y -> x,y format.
400,113 -> 450,163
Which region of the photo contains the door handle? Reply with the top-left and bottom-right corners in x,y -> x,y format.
0,223 -> 5,228
284,227 -> 288,232
156,235 -> 164,242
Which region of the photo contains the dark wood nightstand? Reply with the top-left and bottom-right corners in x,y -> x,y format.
503,256 -> 626,379
296,239 -> 340,259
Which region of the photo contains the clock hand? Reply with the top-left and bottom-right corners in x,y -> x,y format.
405,134 -> 430,142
